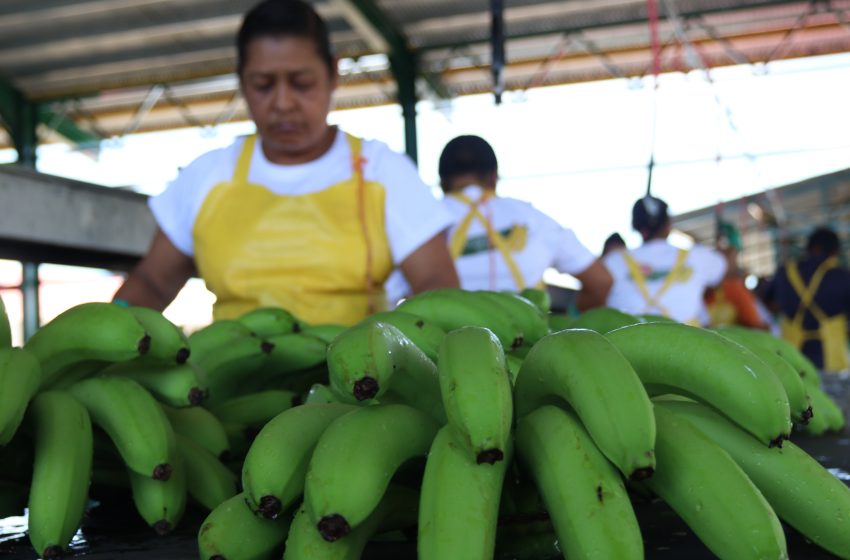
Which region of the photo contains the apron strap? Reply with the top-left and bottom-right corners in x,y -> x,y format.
624,248 -> 690,317
347,133 -> 376,314
233,135 -> 256,183
786,257 -> 838,328
449,191 -> 526,290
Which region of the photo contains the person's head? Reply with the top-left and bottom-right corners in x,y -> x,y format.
237,0 -> 337,164
602,233 -> 626,256
632,195 -> 671,241
806,227 -> 841,257
438,135 -> 499,194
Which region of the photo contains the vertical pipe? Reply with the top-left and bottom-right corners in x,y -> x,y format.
391,51 -> 419,164
491,0 -> 505,105
22,263 -> 40,341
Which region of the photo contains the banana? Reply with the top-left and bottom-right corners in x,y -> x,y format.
606,322 -> 792,447
128,448 -> 187,535
519,287 -> 551,314
476,290 -> 550,347
805,383 -> 846,434
303,383 -> 341,405
643,404 -> 787,559
495,531 -> 562,560
197,334 -> 275,406
397,288 -> 524,350
207,389 -> 298,427
26,391 -> 94,559
505,353 -> 523,386
714,326 -> 812,424
418,424 -> 511,560
298,323 -> 347,344
177,433 -> 238,511
238,306 -> 303,338
251,332 -> 328,388
285,485 -> 419,560
438,326 -> 512,464
657,399 -> 850,558
637,313 -> 676,323
128,305 -> 190,364
100,360 -> 208,407
0,347 -> 41,444
514,404 -> 643,560
733,328 -> 823,389
25,302 -> 151,389
160,403 -> 231,461
187,319 -> 256,362
326,321 -> 445,423
568,306 -> 642,333
513,328 -> 656,479
304,403 -> 439,541
547,313 -> 574,333
67,375 -> 176,480
0,294 -> 11,347
359,310 -> 447,362
242,402 -> 357,519
198,492 -> 291,560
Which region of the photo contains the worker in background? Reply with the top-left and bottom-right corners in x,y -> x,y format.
704,220 -> 768,329
114,0 -> 458,325
602,233 -> 627,257
386,135 -> 612,311
770,227 -> 850,373
603,195 -> 727,325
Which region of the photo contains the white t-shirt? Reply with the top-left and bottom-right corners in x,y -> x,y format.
603,239 -> 727,324
149,129 -> 452,267
385,185 -> 595,303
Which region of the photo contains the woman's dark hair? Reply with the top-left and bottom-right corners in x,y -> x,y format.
237,0 -> 334,75
632,195 -> 670,238
806,227 -> 840,256
438,135 -> 498,193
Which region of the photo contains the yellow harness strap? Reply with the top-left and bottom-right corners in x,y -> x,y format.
781,257 -> 848,371
623,248 -> 692,322
449,191 -> 526,290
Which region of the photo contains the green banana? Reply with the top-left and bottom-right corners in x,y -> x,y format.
25,302 -> 151,388
207,389 -> 298,427
128,305 -> 190,364
643,404 -> 787,559
187,319 -> 255,362
26,391 -> 94,559
519,287 -> 551,314
606,322 -> 792,447
67,375 -> 176,480
298,323 -> 347,344
100,360 -> 207,407
805,383 -> 846,434
397,288 -> 524,350
128,449 -> 187,535
735,329 -> 823,389
505,353 -> 523,386
242,403 -> 357,519
160,403 -> 231,461
514,404 -> 643,560
326,321 -> 445,423
546,313 -> 574,333
637,313 -> 676,323
568,306 -> 642,333
495,531 -> 562,560
238,306 -> 303,337
476,290 -> 550,347
196,334 -> 275,406
251,332 -> 328,388
177,433 -> 238,511
304,403 -> 439,541
438,326 -> 512,464
285,485 -> 419,560
802,389 -> 832,436
0,347 -> 41,444
657,399 -> 850,559
198,492 -> 291,560
303,383 -> 341,405
418,424 -> 511,560
513,328 -> 656,479
0,295 -> 11,347
714,326 -> 812,424
359,310 -> 447,362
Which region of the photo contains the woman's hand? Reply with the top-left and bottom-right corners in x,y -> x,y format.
400,231 -> 460,294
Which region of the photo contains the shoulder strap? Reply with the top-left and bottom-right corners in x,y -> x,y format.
233,135 -> 256,183
786,257 -> 838,323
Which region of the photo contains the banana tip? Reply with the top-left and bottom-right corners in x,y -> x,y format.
353,376 -> 380,401
138,334 -> 152,355
188,387 -> 207,406
152,463 -> 173,481
769,434 -> 789,448
258,495 -> 283,519
153,520 -> 172,535
42,545 -> 64,559
261,341 -> 275,353
176,347 -> 191,364
476,448 -> 505,464
318,514 -> 351,542
629,466 -> 655,481
799,406 -> 814,425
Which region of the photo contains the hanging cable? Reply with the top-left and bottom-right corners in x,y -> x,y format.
645,0 -> 663,197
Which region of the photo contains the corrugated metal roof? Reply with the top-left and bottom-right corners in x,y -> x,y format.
2,0 -> 850,146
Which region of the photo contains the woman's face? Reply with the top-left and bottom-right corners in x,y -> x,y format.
240,35 -> 337,164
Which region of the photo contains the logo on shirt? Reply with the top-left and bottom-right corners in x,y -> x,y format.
635,264 -> 694,283
461,225 -> 528,256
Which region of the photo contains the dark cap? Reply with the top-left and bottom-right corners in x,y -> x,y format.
632,195 -> 669,236
806,227 -> 840,255
438,135 -> 498,184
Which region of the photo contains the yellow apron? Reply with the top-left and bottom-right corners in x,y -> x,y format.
779,257 -> 849,372
707,285 -> 737,328
448,191 -> 528,290
192,133 -> 392,326
623,248 -> 699,325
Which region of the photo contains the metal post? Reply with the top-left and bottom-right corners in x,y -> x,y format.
22,263 -> 40,341
391,51 -> 419,164
491,0 -> 505,105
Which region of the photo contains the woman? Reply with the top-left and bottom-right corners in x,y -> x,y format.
115,0 -> 458,325
603,195 -> 726,325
